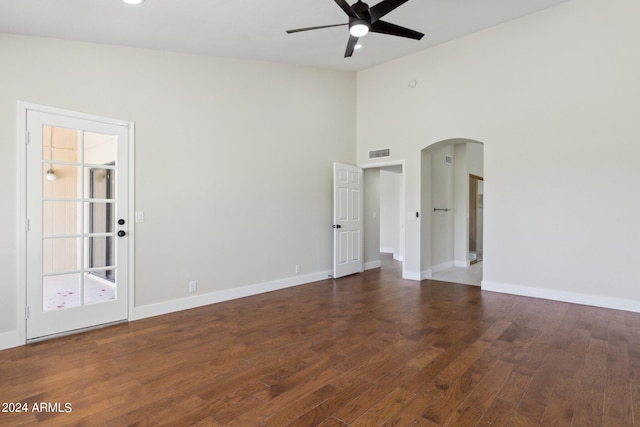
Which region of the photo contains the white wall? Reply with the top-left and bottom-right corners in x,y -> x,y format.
0,34 -> 355,343
429,145 -> 455,268
379,167 -> 402,259
467,143 -> 483,178
453,142 -> 484,266
357,0 -> 640,310
453,143 -> 469,266
363,168 -> 380,267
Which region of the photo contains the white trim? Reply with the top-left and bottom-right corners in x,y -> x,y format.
481,280 -> 640,313
380,247 -> 394,253
0,330 -> 22,351
358,159 -> 405,170
393,254 -> 404,262
18,102 -> 132,127
16,103 -> 28,349
359,159 -> 408,280
127,123 -> 136,322
403,270 -> 422,281
16,101 -> 135,347
454,260 -> 470,267
134,270 -> 332,320
364,260 -> 382,270
421,270 -> 432,280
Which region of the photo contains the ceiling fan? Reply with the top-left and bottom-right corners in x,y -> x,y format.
286,0 -> 424,58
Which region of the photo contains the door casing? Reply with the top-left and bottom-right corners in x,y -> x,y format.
16,102 -> 135,344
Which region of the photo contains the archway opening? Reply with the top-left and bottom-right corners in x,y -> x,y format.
420,138 -> 484,285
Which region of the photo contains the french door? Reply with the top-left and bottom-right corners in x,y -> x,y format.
25,109 -> 130,340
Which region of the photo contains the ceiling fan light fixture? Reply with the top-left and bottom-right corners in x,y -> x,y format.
286,0 -> 424,59
349,20 -> 369,37
123,0 -> 145,5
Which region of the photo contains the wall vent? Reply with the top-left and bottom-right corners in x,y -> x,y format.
444,155 -> 453,166
369,148 -> 390,159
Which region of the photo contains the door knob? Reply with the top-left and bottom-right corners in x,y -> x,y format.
332,224 -> 342,229
118,219 -> 126,225
117,230 -> 126,237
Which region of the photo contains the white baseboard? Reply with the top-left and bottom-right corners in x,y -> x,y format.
420,270 -> 433,280
393,254 -> 404,262
0,330 -> 22,351
380,247 -> 394,254
403,270 -> 422,281
134,270 -> 332,320
481,280 -> 640,313
454,260 -> 470,267
430,261 -> 454,273
419,261 -> 455,280
364,260 -> 382,270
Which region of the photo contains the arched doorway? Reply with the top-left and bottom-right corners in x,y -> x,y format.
420,139 -> 484,285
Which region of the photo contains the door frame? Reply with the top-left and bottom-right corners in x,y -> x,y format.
469,173 -> 484,265
359,160 -> 406,278
16,102 -> 135,344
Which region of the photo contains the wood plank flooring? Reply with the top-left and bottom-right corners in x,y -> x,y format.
2,256 -> 640,426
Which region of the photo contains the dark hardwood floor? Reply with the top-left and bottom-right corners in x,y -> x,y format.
2,256 -> 639,426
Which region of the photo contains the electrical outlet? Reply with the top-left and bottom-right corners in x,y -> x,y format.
189,280 -> 197,293
295,264 -> 301,274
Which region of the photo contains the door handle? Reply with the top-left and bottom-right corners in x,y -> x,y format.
332,224 -> 342,229
117,230 -> 126,237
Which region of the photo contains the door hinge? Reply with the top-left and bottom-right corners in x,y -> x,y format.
25,306 -> 30,320
25,218 -> 30,232
25,131 -> 30,145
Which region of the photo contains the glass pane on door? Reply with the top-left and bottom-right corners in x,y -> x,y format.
43,201 -> 80,236
43,273 -> 81,311
84,269 -> 117,305
41,126 -> 119,310
84,202 -> 115,234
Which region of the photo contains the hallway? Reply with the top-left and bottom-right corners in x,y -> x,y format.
380,253 -> 482,286
431,262 -> 482,286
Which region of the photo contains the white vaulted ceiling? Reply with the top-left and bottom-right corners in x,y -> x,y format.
0,0 -> 569,71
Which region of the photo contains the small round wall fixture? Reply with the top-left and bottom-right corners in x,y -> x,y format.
408,80 -> 418,88
123,0 -> 145,5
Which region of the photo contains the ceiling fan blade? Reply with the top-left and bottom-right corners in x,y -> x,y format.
370,20 -> 424,40
369,0 -> 409,22
334,0 -> 358,18
286,23 -> 347,34
344,35 -> 359,57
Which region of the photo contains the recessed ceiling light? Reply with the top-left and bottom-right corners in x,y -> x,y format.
123,0 -> 145,5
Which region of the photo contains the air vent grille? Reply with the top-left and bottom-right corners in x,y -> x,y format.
369,148 -> 390,159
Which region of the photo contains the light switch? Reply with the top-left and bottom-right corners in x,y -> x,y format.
135,211 -> 144,223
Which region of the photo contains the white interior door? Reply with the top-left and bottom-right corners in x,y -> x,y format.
26,110 -> 130,340
333,162 -> 363,278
